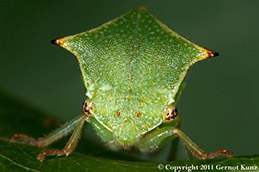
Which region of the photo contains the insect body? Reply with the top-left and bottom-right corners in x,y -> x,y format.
11,7 -> 233,162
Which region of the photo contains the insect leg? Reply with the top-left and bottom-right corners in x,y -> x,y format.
37,114 -> 87,162
136,126 -> 177,152
171,128 -> 233,159
136,126 -> 233,159
10,114 -> 85,147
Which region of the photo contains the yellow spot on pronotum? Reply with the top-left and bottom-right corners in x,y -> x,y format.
138,6 -> 147,11
199,48 -> 219,60
51,37 -> 70,49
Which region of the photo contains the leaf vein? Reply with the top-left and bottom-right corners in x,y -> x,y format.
0,153 -> 41,172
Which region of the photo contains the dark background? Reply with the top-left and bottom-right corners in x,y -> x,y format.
1,0 -> 258,160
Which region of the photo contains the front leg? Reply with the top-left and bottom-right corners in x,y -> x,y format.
37,114 -> 87,162
136,126 -> 233,159
10,114 -> 87,162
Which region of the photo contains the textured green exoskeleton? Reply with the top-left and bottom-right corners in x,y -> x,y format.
11,7 -> 233,162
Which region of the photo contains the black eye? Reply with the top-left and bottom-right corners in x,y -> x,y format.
83,100 -> 94,116
164,106 -> 178,122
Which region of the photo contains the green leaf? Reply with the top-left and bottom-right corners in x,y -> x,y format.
0,91 -> 259,172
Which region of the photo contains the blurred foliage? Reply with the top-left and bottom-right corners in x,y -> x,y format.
0,0 -> 259,167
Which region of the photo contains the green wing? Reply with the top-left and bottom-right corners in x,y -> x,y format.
53,8 -> 217,105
